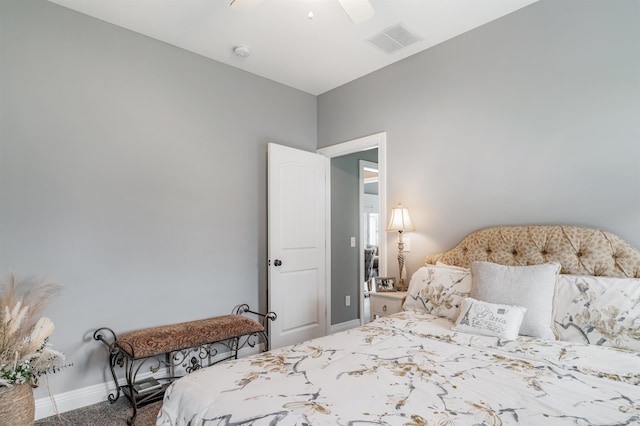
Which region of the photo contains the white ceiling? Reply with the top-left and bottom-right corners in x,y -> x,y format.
48,0 -> 538,95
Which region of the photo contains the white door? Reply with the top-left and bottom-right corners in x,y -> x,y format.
268,143 -> 327,349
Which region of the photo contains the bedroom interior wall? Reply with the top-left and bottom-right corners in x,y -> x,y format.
317,0 -> 640,281
0,0 -> 317,398
330,149 -> 378,325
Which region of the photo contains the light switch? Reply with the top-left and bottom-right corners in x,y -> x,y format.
403,237 -> 411,252
345,295 -> 351,306
350,237 -> 356,247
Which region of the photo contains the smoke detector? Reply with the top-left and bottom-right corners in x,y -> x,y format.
233,45 -> 251,58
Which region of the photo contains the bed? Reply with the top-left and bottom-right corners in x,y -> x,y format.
157,225 -> 640,425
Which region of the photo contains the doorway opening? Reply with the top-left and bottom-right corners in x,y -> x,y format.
317,132 -> 387,331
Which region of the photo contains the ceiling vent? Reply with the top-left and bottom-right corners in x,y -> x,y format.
367,23 -> 422,54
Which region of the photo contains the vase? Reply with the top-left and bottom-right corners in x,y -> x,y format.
0,383 -> 35,425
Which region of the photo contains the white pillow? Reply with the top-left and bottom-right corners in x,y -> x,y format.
554,274 -> 640,351
453,297 -> 526,340
470,261 -> 560,340
403,265 -> 472,320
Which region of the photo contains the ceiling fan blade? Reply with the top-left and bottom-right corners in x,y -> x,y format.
230,0 -> 262,11
337,0 -> 375,24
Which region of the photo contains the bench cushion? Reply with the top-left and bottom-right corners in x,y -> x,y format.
116,315 -> 265,359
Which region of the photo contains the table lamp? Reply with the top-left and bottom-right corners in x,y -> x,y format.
386,203 -> 414,291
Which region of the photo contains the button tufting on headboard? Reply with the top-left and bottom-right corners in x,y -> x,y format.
425,225 -> 640,278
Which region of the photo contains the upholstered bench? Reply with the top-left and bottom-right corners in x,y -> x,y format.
115,314 -> 265,359
94,304 -> 276,425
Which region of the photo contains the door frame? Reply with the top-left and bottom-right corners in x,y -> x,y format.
317,131 -> 387,331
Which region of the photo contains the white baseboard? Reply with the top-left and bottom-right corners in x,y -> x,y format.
329,318 -> 361,334
35,344 -> 264,420
35,377 -> 121,420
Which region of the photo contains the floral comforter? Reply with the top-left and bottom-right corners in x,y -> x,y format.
157,311 -> 640,425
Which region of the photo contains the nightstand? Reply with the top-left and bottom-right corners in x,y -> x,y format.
370,291 -> 407,321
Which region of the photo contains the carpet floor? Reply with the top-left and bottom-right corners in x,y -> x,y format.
35,398 -> 162,426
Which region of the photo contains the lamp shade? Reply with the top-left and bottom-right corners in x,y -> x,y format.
386,203 -> 414,232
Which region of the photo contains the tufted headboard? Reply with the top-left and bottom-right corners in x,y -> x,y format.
425,225 -> 640,278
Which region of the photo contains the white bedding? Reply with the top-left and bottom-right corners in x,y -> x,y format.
157,311 -> 640,425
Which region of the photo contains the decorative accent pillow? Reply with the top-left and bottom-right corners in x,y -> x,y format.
554,274 -> 640,351
453,297 -> 526,340
403,265 -> 471,320
470,261 -> 561,340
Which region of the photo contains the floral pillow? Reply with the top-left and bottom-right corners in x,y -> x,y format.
435,261 -> 469,272
403,265 -> 472,320
554,274 -> 640,351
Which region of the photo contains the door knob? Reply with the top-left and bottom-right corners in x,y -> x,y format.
274,259 -> 282,266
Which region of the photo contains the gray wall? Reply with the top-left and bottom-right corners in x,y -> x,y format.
0,0 -> 316,396
318,0 -> 640,281
330,149 -> 377,325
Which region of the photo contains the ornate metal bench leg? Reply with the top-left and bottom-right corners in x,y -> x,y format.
167,352 -> 173,378
233,336 -> 240,360
232,305 -> 277,352
107,349 -> 121,402
262,311 -> 277,351
259,330 -> 270,352
127,405 -> 138,426
94,328 -> 124,403
121,340 -> 148,426
97,333 -> 139,425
